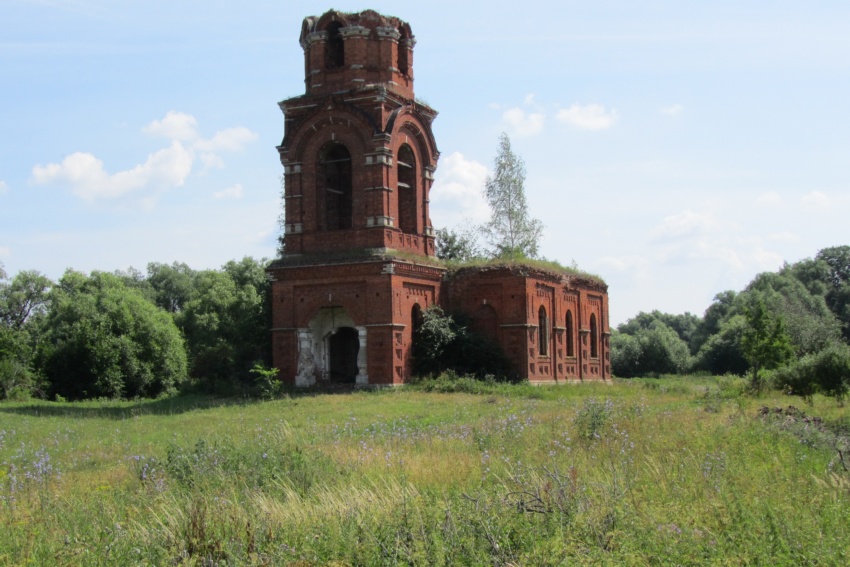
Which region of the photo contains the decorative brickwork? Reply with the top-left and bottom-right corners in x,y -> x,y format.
268,10 -> 610,386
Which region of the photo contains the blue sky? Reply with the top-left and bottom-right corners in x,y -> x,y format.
1,0 -> 849,325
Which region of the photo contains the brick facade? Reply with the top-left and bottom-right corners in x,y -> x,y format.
267,9 -> 610,386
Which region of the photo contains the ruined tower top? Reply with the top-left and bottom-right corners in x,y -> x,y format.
299,9 -> 416,100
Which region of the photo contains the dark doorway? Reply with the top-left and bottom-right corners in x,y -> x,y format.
329,327 -> 359,383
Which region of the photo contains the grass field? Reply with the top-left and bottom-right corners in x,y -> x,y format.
1,376 -> 848,565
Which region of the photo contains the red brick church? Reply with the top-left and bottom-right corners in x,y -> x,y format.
267,9 -> 610,386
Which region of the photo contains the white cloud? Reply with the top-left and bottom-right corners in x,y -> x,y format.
31,141 -> 193,201
144,112 -> 257,152
801,191 -> 830,209
650,209 -> 719,240
659,104 -> 683,116
556,103 -> 618,130
143,111 -> 199,141
0,180 -> 7,195
31,112 -> 257,205
0,245 -> 10,258
199,153 -> 226,170
213,183 -> 244,200
430,152 -> 490,227
193,127 -> 257,152
502,107 -> 544,137
757,191 -> 784,206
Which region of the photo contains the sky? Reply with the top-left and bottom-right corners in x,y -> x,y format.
1,0 -> 849,326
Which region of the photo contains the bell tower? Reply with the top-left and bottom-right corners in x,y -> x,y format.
278,9 -> 439,257
268,10 -> 445,387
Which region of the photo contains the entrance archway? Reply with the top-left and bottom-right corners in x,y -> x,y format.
329,327 -> 360,383
297,307 -> 367,386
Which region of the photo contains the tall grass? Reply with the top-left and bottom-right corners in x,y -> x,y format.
1,378 -> 848,564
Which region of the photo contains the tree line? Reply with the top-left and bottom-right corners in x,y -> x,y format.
611,245 -> 850,400
0,258 -> 271,400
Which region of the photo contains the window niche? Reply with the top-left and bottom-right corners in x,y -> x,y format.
590,313 -> 598,359
397,144 -> 417,234
318,142 -> 352,230
538,306 -> 549,357
325,22 -> 345,68
566,310 -> 574,357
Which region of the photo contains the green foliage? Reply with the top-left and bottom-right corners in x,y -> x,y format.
746,271 -> 841,356
618,310 -> 701,351
741,296 -> 794,392
413,306 -> 514,380
146,261 -> 196,313
816,245 -> 850,341
250,362 -> 283,399
0,270 -> 52,400
40,270 -> 188,400
435,225 -> 482,262
775,343 -> 850,403
0,270 -> 52,330
176,257 -> 271,393
611,320 -> 690,377
573,397 -> 613,440
692,315 -> 749,376
482,133 -> 544,259
413,306 -> 456,375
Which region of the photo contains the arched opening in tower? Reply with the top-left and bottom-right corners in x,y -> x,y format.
318,142 -> 352,230
325,22 -> 345,68
397,144 -> 417,234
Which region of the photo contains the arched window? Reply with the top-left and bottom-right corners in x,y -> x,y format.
397,144 -> 417,234
590,313 -> 598,359
318,142 -> 352,230
411,303 -> 423,337
538,306 -> 549,357
398,30 -> 410,76
325,23 -> 345,69
566,310 -> 574,357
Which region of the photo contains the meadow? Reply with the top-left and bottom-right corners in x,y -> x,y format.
1,376 -> 848,565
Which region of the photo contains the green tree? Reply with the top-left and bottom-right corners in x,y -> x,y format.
0,270 -> 52,399
746,271 -> 841,355
741,296 -> 794,392
482,133 -> 544,259
177,258 -> 271,391
692,315 -> 749,376
435,225 -> 482,262
0,270 -> 52,330
147,261 -> 197,313
690,290 -> 737,354
610,330 -> 641,377
40,271 -> 187,400
815,246 -> 850,341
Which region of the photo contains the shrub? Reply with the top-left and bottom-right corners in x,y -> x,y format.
775,343 -> 850,404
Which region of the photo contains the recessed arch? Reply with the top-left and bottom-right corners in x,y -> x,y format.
565,310 -> 575,357
590,313 -> 598,359
397,144 -> 417,234
325,22 -> 345,68
398,28 -> 411,76
318,142 -> 352,230
539,306 -> 549,357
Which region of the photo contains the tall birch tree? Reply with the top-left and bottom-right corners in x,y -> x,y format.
482,133 -> 544,258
